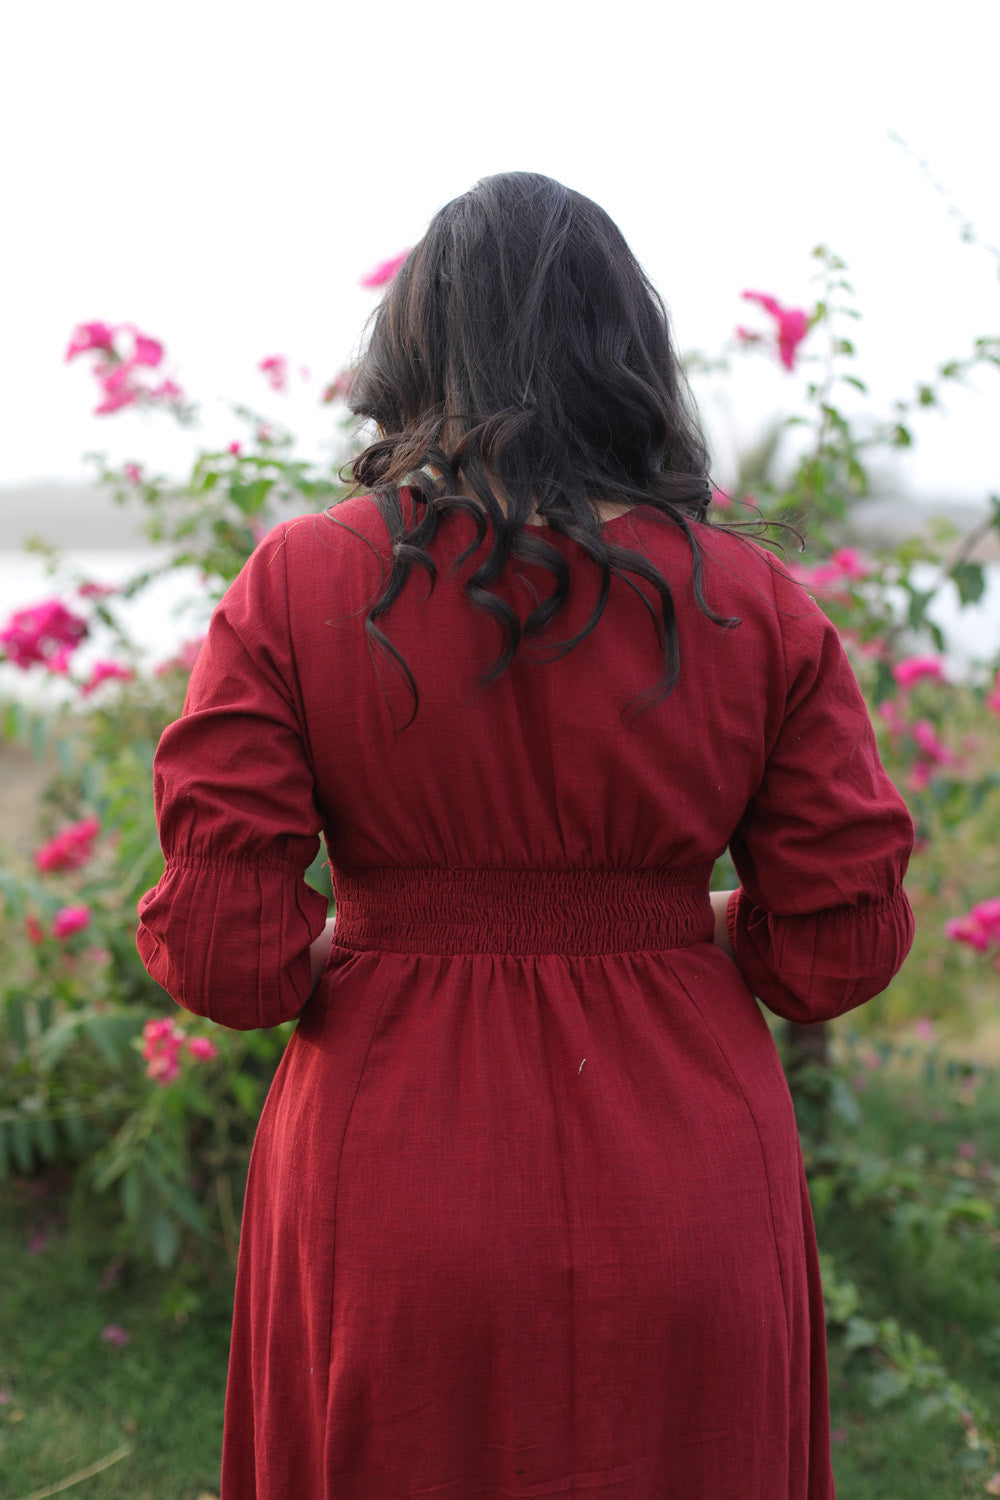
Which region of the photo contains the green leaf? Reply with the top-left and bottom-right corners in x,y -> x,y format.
906,590 -> 935,631
951,561 -> 986,605
892,424 -> 913,447
149,1208 -> 180,1267
10,1119 -> 34,1173
843,1316 -> 880,1352
866,1367 -> 910,1408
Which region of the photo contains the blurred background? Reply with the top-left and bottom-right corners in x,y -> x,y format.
1,0 -> 998,514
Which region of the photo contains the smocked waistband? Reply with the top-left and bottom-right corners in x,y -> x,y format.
331,865 -> 714,956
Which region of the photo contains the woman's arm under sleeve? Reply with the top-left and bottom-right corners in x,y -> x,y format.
727,567 -> 915,1024
136,526 -> 330,1029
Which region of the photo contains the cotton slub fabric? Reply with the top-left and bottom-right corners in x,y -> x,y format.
137,495 -> 914,1499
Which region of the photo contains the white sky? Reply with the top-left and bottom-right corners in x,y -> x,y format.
2,0 -> 998,504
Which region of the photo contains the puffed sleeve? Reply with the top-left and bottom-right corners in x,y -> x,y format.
136,524 -> 329,1029
725,563 -> 915,1024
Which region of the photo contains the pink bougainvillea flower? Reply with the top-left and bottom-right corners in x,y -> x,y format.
359,249 -> 410,289
258,355 -> 289,393
94,364 -> 140,415
734,326 -> 763,346
788,547 -> 871,598
878,697 -> 908,737
228,440 -> 242,456
65,320 -> 183,416
35,815 -> 100,873
321,368 -> 356,404
80,660 -> 134,696
154,636 -> 205,676
828,547 -> 870,581
986,669 -> 1000,716
77,579 -> 117,598
710,487 -> 733,509
123,462 -> 144,485
130,332 -> 164,367
913,1017 -> 936,1042
740,290 -> 811,372
65,321 -> 116,361
911,718 -> 955,766
52,904 -> 91,940
150,377 -> 184,403
946,898 -> 1000,953
0,599 -> 89,671
957,1140 -> 977,1160
893,655 -> 945,691
186,1036 -> 219,1061
100,1324 -> 130,1347
142,1016 -> 185,1083
24,913 -> 45,945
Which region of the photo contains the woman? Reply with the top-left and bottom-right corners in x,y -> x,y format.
137,172 -> 914,1498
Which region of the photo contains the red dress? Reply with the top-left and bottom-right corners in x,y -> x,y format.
137,495 -> 914,1499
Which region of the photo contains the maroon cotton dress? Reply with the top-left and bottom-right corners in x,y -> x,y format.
137,494 -> 914,1499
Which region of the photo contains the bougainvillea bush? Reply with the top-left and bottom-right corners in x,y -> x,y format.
1,244 -> 999,1285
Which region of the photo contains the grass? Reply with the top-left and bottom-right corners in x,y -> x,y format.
0,1177 -> 231,1500
2,1042 -> 999,1499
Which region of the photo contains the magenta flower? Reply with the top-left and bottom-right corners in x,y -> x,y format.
52,904 -> 91,940
130,332 -> 164,367
710,487 -> 733,509
1,599 -> 88,671
359,250 -> 410,289
258,355 -> 289,393
321,368 -> 356,404
228,440 -> 242,456
154,636 -> 205,677
65,320 -> 184,416
911,718 -> 954,766
789,547 -> 870,597
123,462 -> 144,485
946,898 -> 1000,953
100,1324 -> 130,1347
80,660 -> 134,695
740,290 -> 811,371
142,1016 -> 185,1084
94,364 -> 139,415
913,1017 -> 936,1041
150,377 -> 184,403
77,580 -> 117,599
186,1036 -> 219,1061
878,697 -> 908,737
893,655 -> 945,691
35,815 -> 100,873
65,321 -> 116,361
986,669 -> 1000,716
24,913 -> 45,945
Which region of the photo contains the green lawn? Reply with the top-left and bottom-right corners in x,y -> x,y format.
0,1179 -> 230,1499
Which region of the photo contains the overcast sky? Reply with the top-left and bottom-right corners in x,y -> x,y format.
2,0 -> 998,507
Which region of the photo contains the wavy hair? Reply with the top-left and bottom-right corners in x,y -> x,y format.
345,171 -> 737,723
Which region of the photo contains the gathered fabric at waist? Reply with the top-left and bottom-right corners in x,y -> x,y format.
330,865 -> 715,957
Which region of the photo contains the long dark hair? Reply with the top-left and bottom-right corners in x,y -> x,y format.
345,171 -> 736,722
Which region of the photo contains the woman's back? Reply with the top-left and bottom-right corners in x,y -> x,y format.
138,492 -> 913,1497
